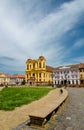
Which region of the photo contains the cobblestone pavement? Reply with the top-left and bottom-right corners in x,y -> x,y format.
46,87 -> 84,130
19,88 -> 84,130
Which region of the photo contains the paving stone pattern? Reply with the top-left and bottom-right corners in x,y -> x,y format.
47,88 -> 84,130
13,88 -> 84,130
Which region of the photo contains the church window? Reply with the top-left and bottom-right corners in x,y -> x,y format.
43,62 -> 45,68
39,62 -> 41,68
27,65 -> 29,70
39,73 -> 41,78
30,64 -> 31,69
33,63 -> 35,69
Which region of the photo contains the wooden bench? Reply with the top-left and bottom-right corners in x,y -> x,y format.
29,88 -> 68,126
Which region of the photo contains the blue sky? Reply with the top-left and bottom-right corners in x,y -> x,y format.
0,0 -> 84,74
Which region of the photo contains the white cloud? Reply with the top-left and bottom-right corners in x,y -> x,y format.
0,0 -> 84,73
63,56 -> 84,66
74,38 -> 84,48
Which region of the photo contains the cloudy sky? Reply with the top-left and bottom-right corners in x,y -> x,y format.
0,0 -> 84,74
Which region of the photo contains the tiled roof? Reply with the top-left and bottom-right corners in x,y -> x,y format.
79,63 -> 84,68
11,74 -> 25,79
66,64 -> 79,68
0,72 -> 4,75
54,66 -> 62,70
0,72 -> 11,78
54,63 -> 84,70
5,74 -> 11,78
66,63 -> 84,68
46,65 -> 54,72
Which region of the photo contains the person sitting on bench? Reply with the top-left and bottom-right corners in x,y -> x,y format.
60,89 -> 63,94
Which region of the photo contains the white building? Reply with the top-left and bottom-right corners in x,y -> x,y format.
10,74 -> 25,85
0,72 -> 10,85
53,65 -> 80,85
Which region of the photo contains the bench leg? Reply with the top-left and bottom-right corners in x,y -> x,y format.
42,118 -> 47,126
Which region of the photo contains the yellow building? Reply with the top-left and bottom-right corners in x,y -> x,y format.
25,56 -> 53,85
79,63 -> 84,84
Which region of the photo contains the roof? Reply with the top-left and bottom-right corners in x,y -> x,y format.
67,64 -> 79,68
39,55 -> 46,60
53,66 -> 62,71
79,63 -> 84,68
54,63 -> 84,71
26,56 -> 46,63
11,74 -> 25,79
26,58 -> 32,63
0,72 -> 11,78
5,74 -> 11,78
0,72 -> 4,75
46,65 -> 54,72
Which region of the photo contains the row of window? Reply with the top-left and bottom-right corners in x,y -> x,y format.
54,69 -> 84,74
37,79 -> 45,82
54,70 -> 78,74
27,62 -> 45,70
55,80 -> 79,85
27,79 -> 46,82
80,69 -> 84,72
54,75 -> 78,79
27,73 -> 52,78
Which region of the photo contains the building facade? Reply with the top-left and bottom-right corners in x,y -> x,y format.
53,65 -> 80,85
79,63 -> 84,84
10,74 -> 25,85
0,72 -> 10,85
0,73 -> 25,86
25,56 -> 53,85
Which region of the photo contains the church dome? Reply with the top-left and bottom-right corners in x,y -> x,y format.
39,56 -> 45,60
26,58 -> 32,63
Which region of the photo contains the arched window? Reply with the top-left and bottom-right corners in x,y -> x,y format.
27,65 -> 29,70
43,62 -> 45,68
39,62 -> 41,68
33,73 -> 35,77
39,73 -> 41,78
30,64 -> 31,69
33,63 -> 35,69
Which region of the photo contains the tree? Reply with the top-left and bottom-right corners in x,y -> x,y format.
21,79 -> 25,85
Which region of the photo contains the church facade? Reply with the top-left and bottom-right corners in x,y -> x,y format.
25,56 -> 53,85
